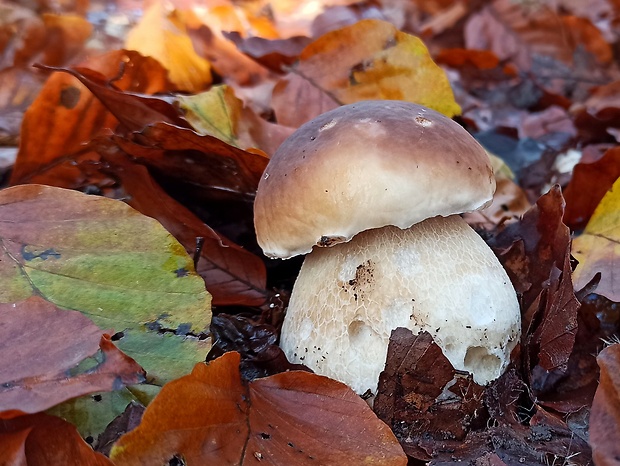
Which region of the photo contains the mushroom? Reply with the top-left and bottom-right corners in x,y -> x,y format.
254,100 -> 520,395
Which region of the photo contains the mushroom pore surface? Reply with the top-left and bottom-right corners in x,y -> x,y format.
279,215 -> 521,395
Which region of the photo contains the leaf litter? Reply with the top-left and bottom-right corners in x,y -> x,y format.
1,0 -> 620,464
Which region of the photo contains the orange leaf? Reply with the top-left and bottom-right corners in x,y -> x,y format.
10,50 -> 171,186
111,352 -> 406,465
125,0 -> 211,93
0,413 -> 113,465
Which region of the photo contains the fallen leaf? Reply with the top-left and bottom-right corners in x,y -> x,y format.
111,352 -> 407,465
208,313 -> 307,380
0,184 -> 210,329
435,48 -> 501,70
112,121 -> 269,200
0,67 -> 46,144
0,2 -> 46,68
10,49 -> 171,186
124,0 -> 211,92
224,31 -> 311,72
175,85 -> 265,150
187,25 -> 270,86
38,62 -> 187,132
47,390 -> 139,447
96,401 -> 145,456
564,147 -> 620,231
272,18 -> 460,126
487,185 -> 570,311
464,0 -> 611,70
0,184 -> 212,387
375,329 -> 485,461
0,297 -> 144,418
101,151 -> 268,306
572,177 -> 620,302
272,72 -> 340,128
528,254 -> 579,398
590,343 -> 620,466
41,13 -> 93,66
0,412 -> 114,465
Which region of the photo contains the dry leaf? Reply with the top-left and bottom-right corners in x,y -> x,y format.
111,352 -> 407,465
572,178 -> 620,302
124,0 -> 211,92
0,297 -> 144,418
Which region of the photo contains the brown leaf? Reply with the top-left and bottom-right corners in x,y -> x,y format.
374,329 -> 485,461
0,413 -> 114,465
435,48 -> 501,70
208,314 -> 306,379
564,147 -> 620,231
224,31 -> 312,72
271,73 -> 340,128
529,254 -> 579,384
101,151 -> 268,306
10,50 -> 172,186
37,62 -> 186,131
0,297 -> 145,418
111,352 -> 407,465
0,67 -> 45,144
487,185 -> 570,312
113,121 -> 269,199
40,13 -> 93,66
272,18 -> 460,126
590,343 -> 620,466
463,176 -> 532,230
188,26 -> 271,86
464,0 -> 611,70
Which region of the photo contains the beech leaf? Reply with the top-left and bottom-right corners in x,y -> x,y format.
0,413 -> 114,465
272,18 -> 460,126
0,184 -> 211,385
572,178 -> 620,302
124,0 -> 211,92
10,50 -> 171,186
0,297 -> 145,418
111,352 -> 407,465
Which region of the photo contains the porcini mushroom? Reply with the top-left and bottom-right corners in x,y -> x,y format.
254,100 -> 520,395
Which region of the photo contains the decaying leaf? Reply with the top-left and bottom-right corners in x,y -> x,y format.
487,185 -> 570,311
111,352 -> 407,465
208,313 -> 306,380
374,328 -> 591,463
0,297 -> 144,418
112,120 -> 269,200
572,177 -> 620,302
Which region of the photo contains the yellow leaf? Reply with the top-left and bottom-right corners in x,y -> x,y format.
572,178 -> 620,301
125,0 -> 211,92
296,19 -> 461,117
176,85 -> 242,147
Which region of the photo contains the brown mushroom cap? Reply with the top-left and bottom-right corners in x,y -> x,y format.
254,100 -> 495,259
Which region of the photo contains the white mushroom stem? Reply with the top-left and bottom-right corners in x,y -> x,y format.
280,215 -> 521,395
